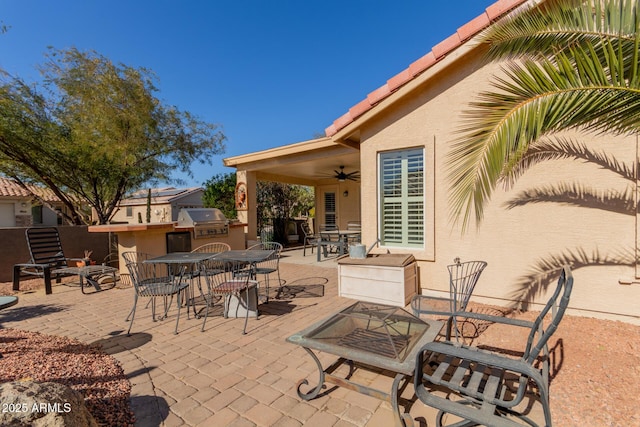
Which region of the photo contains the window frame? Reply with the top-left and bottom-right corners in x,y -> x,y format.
377,147 -> 425,249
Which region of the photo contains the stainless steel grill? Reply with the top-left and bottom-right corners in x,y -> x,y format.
176,208 -> 229,239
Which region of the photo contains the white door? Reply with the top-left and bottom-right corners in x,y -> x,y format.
0,203 -> 15,227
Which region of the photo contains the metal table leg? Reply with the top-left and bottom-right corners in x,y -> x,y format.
295,347 -> 413,427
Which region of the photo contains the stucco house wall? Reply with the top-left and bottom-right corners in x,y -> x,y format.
110,187 -> 205,224
358,41 -> 639,323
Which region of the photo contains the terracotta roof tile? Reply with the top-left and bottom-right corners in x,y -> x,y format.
457,13 -> 492,40
486,0 -> 525,20
333,111 -> 355,132
0,177 -> 60,202
387,68 -> 413,92
325,0 -> 529,137
349,98 -> 373,120
366,84 -> 391,105
408,52 -> 437,77
432,32 -> 463,59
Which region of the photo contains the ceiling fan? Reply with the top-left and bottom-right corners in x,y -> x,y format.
334,166 -> 360,182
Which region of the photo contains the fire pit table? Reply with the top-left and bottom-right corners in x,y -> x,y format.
286,301 -> 442,426
52,265 -> 118,294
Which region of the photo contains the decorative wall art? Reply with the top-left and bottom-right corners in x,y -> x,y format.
235,182 -> 248,211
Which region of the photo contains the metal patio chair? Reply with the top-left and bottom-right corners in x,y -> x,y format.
346,221 -> 362,244
411,258 -> 487,342
201,258 -> 259,334
242,242 -> 282,302
301,222 -> 320,256
414,265 -> 573,427
189,242 -> 231,312
125,261 -> 189,335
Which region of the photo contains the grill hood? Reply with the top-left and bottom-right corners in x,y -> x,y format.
176,208 -> 229,239
177,208 -> 227,226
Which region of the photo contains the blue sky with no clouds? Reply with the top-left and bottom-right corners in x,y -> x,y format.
0,1 -> 497,187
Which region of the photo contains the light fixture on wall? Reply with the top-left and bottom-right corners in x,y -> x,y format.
343,190 -> 349,197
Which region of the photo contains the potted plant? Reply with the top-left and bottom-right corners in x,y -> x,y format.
76,250 -> 94,267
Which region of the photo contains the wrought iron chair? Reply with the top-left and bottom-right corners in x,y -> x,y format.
301,222 -> 319,256
414,265 -> 573,427
243,242 -> 283,302
201,258 -> 259,334
346,221 -> 362,244
125,261 -> 189,335
189,243 -> 231,313
318,224 -> 344,258
411,258 -> 487,342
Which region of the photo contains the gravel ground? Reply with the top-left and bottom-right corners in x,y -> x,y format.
468,304 -> 640,427
0,328 -> 135,426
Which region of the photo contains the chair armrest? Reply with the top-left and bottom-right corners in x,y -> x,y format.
14,262 -> 44,268
450,310 -> 535,329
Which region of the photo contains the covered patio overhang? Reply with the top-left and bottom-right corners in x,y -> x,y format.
224,137 -> 360,186
223,137 -> 361,242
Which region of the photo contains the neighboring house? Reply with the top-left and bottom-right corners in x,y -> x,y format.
0,177 -> 68,227
224,0 -> 640,325
111,187 -> 204,224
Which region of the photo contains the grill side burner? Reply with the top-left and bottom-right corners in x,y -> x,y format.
176,208 -> 229,239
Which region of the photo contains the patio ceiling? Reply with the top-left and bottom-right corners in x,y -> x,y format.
224,137 -> 360,187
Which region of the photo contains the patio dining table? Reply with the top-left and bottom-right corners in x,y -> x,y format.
317,230 -> 361,261
145,252 -> 220,316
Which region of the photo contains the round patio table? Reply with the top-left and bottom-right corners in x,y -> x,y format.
0,295 -> 18,311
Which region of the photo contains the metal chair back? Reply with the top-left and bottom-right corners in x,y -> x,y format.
448,258 -> 488,313
191,243 -> 231,272
121,251 -> 151,265
301,222 -> 319,256
247,241 -> 282,301
125,261 -> 188,335
202,258 -> 259,334
25,227 -> 68,268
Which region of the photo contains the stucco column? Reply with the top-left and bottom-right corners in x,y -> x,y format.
236,169 -> 258,243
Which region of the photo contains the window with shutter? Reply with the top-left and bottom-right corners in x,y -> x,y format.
324,192 -> 336,226
379,148 -> 424,248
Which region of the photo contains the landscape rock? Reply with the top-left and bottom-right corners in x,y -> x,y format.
0,381 -> 98,427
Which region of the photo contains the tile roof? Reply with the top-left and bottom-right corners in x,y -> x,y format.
0,177 -> 61,202
325,0 -> 529,137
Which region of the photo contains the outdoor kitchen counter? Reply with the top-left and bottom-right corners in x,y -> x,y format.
88,221 -> 246,278
88,223 -> 177,233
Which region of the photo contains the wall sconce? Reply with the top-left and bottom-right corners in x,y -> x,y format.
343,190 -> 349,197
21,202 -> 27,208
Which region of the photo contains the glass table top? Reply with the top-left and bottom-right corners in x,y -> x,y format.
287,301 -> 442,375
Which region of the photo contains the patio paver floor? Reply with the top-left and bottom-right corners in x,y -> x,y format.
0,250 -> 557,427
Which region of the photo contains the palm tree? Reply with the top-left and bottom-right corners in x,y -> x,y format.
448,0 -> 640,230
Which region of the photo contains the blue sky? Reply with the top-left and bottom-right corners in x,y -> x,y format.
1,1 -> 496,187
